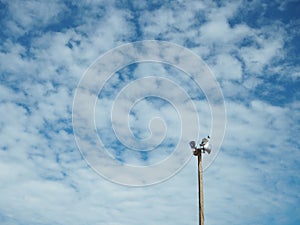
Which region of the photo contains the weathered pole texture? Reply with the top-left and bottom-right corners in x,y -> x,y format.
198,151 -> 204,225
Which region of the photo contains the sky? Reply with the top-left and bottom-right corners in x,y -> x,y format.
0,0 -> 299,224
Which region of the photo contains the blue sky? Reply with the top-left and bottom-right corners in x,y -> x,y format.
0,0 -> 299,224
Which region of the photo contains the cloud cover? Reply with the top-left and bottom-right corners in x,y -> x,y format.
0,0 -> 299,224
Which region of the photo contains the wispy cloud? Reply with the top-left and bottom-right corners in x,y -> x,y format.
0,0 -> 299,224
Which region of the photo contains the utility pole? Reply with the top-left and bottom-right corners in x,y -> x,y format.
190,137 -> 211,225
197,149 -> 205,225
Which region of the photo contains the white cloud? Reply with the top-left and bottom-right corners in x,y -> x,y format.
240,35 -> 284,74
2,0 -> 65,37
0,0 -> 299,224
210,54 -> 243,80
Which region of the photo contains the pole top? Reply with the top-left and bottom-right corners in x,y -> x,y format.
189,136 -> 212,156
